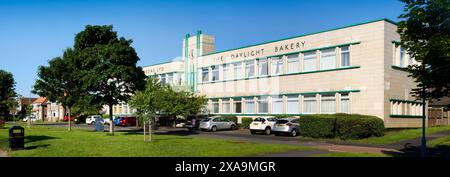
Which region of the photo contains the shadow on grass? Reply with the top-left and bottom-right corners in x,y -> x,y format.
381,145 -> 450,157
25,135 -> 58,144
25,144 -> 50,150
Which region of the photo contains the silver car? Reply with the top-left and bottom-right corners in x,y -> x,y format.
199,117 -> 236,132
272,118 -> 300,137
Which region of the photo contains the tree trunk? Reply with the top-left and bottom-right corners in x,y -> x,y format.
149,119 -> 152,142
68,107 -> 71,131
109,102 -> 114,135
143,119 -> 147,142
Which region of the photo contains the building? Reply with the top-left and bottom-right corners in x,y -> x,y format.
31,97 -> 65,122
143,18 -> 424,128
14,97 -> 37,115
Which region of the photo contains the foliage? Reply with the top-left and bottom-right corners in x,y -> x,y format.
299,114 -> 385,139
221,116 -> 237,124
397,0 -> 450,106
274,114 -> 295,118
0,70 -> 17,115
164,88 -> 207,119
240,117 -> 253,129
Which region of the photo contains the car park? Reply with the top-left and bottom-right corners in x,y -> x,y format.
85,115 -> 103,125
22,115 -> 38,122
113,117 -> 123,126
272,118 -> 300,137
119,116 -> 137,126
249,117 -> 278,135
199,117 -> 236,132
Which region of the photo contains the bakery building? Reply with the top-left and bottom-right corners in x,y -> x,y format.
142,18 -> 422,128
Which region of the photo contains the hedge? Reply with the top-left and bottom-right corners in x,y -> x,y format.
299,114 -> 385,139
240,117 -> 254,129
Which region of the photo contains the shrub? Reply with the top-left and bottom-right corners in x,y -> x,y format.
240,117 -> 253,129
274,114 -> 296,118
0,118 -> 5,129
299,114 -> 337,138
299,114 -> 385,139
221,116 -> 238,124
335,114 -> 385,139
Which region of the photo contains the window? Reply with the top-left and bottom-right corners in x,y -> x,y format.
233,62 -> 243,79
245,60 -> 255,77
400,47 -> 405,67
160,74 -> 167,84
340,93 -> 350,113
222,64 -> 232,80
211,100 -> 219,113
303,95 -> 316,114
258,96 -> 268,113
341,46 -> 350,67
272,96 -> 283,114
286,95 -> 299,114
201,68 -> 209,82
167,73 -> 173,85
222,99 -> 231,113
287,54 -> 299,73
320,48 -> 336,70
303,51 -> 317,72
244,97 -> 255,114
271,56 -> 283,75
321,94 -> 336,114
211,65 -> 219,81
258,58 -> 268,76
234,99 -> 242,113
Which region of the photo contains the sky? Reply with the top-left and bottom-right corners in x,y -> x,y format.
0,0 -> 405,97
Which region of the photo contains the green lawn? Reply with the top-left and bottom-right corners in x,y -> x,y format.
299,126 -> 450,145
313,152 -> 391,157
0,123 -> 311,157
427,135 -> 450,148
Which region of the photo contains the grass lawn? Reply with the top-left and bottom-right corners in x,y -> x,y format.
427,135 -> 450,148
299,126 -> 450,145
0,123 -> 311,157
313,152 -> 391,157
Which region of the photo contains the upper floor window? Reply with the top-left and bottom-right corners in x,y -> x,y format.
320,48 -> 336,70
201,67 -> 209,82
222,64 -> 232,81
234,62 -> 243,79
340,46 -> 350,67
211,65 -> 219,81
258,96 -> 268,114
303,51 -> 317,72
400,47 -> 405,67
245,60 -> 255,78
160,74 -> 167,84
258,58 -> 268,76
287,54 -> 299,73
271,56 -> 283,75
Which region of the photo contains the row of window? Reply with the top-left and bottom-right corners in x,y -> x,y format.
200,46 -> 351,83
390,101 -> 423,116
148,72 -> 184,85
393,44 -> 416,68
209,93 -> 350,115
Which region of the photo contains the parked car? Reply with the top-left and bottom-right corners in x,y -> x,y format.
272,118 -> 300,137
22,115 -> 38,122
113,117 -> 124,126
185,117 -> 205,131
85,115 -> 107,125
120,116 -> 137,126
63,115 -> 75,121
199,117 -> 236,132
249,117 -> 278,135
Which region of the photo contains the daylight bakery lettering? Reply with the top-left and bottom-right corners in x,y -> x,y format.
274,41 -> 306,53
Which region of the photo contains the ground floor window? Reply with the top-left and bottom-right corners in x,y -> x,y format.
258,96 -> 268,113
244,97 -> 255,114
340,93 -> 350,113
286,95 -> 299,114
272,96 -> 283,114
321,94 -> 336,114
234,100 -> 242,113
303,95 -> 316,114
211,100 -> 219,113
222,99 -> 230,113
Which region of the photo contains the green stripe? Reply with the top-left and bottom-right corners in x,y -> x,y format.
202,18 -> 394,57
198,66 -> 360,85
391,65 -> 408,72
206,89 -> 360,99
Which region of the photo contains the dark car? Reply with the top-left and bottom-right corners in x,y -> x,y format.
185,116 -> 207,131
63,115 -> 75,121
120,116 -> 137,126
113,117 -> 123,126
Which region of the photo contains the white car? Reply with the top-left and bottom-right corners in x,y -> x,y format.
249,117 -> 278,135
86,115 -> 108,125
22,116 -> 38,122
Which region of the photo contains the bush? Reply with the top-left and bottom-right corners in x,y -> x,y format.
335,114 -> 385,139
0,118 -> 5,129
221,116 -> 238,124
299,115 -> 337,138
274,114 -> 296,118
240,117 -> 253,129
299,114 -> 385,139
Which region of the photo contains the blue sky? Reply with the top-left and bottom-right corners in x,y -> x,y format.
0,0 -> 405,97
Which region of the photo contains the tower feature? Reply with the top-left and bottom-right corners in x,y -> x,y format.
182,31 -> 215,92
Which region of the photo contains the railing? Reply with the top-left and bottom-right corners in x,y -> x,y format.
428,107 -> 450,127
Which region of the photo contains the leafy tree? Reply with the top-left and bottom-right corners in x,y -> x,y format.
129,78 -> 169,141
0,69 -> 17,117
398,0 -> 450,105
165,89 -> 207,124
33,48 -> 82,131
75,25 -> 146,134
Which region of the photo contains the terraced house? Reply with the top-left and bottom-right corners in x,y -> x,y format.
142,18 -> 423,128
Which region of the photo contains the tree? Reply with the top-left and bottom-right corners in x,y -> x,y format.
398,0 -> 450,104
0,69 -> 17,117
33,48 -> 82,131
165,89 -> 207,125
75,25 -> 146,135
129,78 -> 169,142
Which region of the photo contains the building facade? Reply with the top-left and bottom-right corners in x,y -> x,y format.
144,19 -> 423,128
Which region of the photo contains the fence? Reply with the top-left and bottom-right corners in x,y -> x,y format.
428,107 -> 450,127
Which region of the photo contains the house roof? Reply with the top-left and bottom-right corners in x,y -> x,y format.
32,97 -> 48,104
19,97 -> 37,105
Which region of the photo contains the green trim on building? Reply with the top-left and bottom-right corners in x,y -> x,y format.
198,66 -> 360,85
389,114 -> 423,118
392,40 -> 401,45
392,65 -> 408,71
206,89 -> 360,99
210,113 -> 304,117
202,18 -> 395,57
389,98 -> 422,104
145,71 -> 184,77
184,33 -> 190,89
